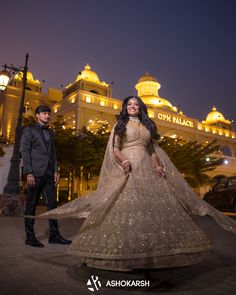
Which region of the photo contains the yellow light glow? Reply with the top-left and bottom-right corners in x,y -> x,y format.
205,128 -> 209,132
204,106 -> 232,125
75,64 -> 109,87
54,108 -> 58,113
113,104 -> 118,109
71,98 -> 75,103
86,96 -> 91,103
14,71 -> 40,85
100,100 -> 105,106
148,110 -> 154,118
157,112 -> 194,127
7,127 -> 11,138
0,70 -> 10,90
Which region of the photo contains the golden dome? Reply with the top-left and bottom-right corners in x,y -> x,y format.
14,71 -> 40,84
135,72 -> 176,111
141,95 -> 173,108
75,64 -> 108,86
138,72 -> 158,83
203,106 -> 232,124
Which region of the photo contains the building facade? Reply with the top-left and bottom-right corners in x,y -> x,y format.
0,64 -> 236,196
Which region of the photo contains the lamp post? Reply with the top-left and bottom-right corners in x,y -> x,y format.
0,53 -> 29,215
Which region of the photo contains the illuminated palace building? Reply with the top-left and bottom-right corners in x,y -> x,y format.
0,64 -> 236,196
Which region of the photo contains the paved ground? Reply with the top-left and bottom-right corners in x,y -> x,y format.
0,214 -> 236,295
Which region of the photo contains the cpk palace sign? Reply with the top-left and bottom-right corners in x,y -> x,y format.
157,112 -> 194,128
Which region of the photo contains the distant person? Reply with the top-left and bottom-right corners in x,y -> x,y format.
21,105 -> 71,247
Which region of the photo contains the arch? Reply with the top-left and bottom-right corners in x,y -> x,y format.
162,130 -> 184,139
86,114 -> 113,134
212,174 -> 226,182
221,145 -> 233,156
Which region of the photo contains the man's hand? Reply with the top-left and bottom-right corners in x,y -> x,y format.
27,173 -> 36,188
54,172 -> 60,186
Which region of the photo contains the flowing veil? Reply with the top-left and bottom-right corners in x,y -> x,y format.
38,126 -> 236,234
37,127 -> 129,224
154,143 -> 236,233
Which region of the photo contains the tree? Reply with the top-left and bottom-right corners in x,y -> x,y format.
51,117 -> 109,198
77,126 -> 109,186
21,114 -> 109,201
159,137 -> 222,187
22,115 -> 36,127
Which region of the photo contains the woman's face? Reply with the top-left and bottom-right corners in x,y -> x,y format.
126,98 -> 140,117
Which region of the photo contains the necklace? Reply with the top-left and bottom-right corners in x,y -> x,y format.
129,116 -> 141,125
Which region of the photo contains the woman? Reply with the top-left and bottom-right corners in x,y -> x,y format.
39,96 -> 236,271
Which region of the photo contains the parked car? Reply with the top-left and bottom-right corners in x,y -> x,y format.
203,176 -> 236,212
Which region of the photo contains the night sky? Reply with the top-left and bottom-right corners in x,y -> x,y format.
1,0 -> 236,124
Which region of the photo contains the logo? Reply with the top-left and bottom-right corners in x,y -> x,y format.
86,275 -> 150,292
86,275 -> 102,292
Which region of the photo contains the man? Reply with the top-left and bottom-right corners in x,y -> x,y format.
21,105 -> 71,247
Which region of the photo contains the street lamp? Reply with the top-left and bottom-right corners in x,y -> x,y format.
0,70 -> 10,90
0,53 -> 29,215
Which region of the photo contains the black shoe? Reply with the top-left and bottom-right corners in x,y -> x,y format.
25,238 -> 44,248
48,234 -> 72,245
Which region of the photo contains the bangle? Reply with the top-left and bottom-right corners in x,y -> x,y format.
121,160 -> 129,165
156,166 -> 163,170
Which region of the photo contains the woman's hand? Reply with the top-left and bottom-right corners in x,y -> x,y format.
121,160 -> 132,174
155,165 -> 166,178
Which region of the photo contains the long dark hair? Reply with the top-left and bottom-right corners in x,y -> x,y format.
114,96 -> 160,140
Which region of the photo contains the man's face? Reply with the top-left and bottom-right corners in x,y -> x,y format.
36,112 -> 50,125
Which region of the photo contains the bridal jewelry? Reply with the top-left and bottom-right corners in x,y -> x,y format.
129,116 -> 141,125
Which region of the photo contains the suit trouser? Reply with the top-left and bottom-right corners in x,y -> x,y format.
24,169 -> 59,239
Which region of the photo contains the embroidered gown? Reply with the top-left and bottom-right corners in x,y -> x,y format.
39,120 -> 236,271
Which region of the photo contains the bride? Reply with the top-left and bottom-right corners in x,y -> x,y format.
39,95 -> 236,271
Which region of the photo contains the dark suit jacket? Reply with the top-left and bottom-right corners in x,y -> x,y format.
20,124 -> 57,177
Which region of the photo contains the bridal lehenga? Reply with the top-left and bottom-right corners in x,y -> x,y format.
39,121 -> 236,271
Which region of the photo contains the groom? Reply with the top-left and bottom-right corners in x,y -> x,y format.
21,105 -> 71,247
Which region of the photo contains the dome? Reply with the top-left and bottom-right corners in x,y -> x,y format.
135,72 -> 176,111
138,72 -> 158,83
14,71 -> 40,84
141,95 -> 173,108
76,64 -> 100,84
203,106 -> 231,124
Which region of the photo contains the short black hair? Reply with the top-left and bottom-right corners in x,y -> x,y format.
35,105 -> 51,115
